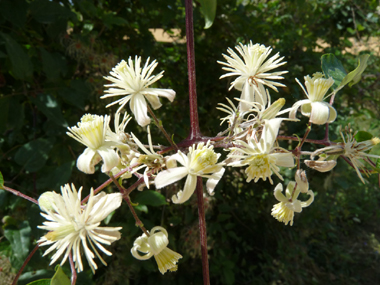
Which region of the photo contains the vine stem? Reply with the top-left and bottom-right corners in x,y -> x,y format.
69,253 -> 77,285
196,176 -> 210,285
2,185 -> 38,204
185,0 -> 210,284
81,163 -> 138,204
109,174 -> 149,236
147,104 -> 178,151
12,244 -> 40,285
185,0 -> 201,140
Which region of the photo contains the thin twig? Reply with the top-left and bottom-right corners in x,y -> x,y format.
12,244 -> 40,285
69,253 -> 77,285
2,186 -> 38,204
147,104 -> 178,151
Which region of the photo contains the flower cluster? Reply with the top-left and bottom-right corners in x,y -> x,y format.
36,41 -> 376,278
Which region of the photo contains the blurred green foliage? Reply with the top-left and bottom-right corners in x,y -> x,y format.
1,0 -> 380,284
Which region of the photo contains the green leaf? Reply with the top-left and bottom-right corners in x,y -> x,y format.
26,279 -> 51,285
51,265 -> 70,285
4,221 -> 31,269
354,131 -> 373,142
19,270 -> 55,285
0,32 -> 33,80
0,171 -> 3,188
36,161 -> 73,190
321,53 -> 347,90
199,0 -> 217,29
14,138 -> 54,172
346,54 -> 370,87
30,94 -> 68,127
39,48 -> 67,80
134,190 -> 167,207
0,0 -> 28,28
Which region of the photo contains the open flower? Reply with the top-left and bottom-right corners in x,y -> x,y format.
155,141 -> 225,204
38,184 -> 123,273
290,72 -> 336,125
218,42 -> 287,111
228,118 -> 294,184
131,226 -> 182,274
271,180 -> 314,226
67,114 -> 119,174
102,57 -> 176,126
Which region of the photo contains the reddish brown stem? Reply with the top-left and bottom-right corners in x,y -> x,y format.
2,186 -> 38,205
109,175 -> 149,236
185,0 -> 201,140
69,253 -> 77,285
81,164 -> 138,204
12,244 -> 40,285
196,176 -> 210,285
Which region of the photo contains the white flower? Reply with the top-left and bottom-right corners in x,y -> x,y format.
102,57 -> 176,126
218,42 -> 287,111
155,141 -> 225,204
228,118 -> 294,184
216,98 -> 246,136
67,114 -> 120,174
38,184 -> 123,273
131,126 -> 165,189
271,180 -> 314,226
289,72 -> 336,125
106,112 -> 136,153
131,226 -> 182,274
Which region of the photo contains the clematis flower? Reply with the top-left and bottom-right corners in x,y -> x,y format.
271,180 -> 314,226
289,72 -> 336,125
311,126 -> 380,183
131,126 -> 166,189
155,141 -> 225,204
102,57 -> 176,126
218,42 -> 288,111
228,118 -> 294,184
38,184 -> 123,273
67,114 -> 120,174
131,226 -> 182,274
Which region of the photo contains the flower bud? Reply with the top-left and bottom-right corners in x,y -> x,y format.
295,169 -> 309,193
305,160 -> 337,172
38,191 -> 56,212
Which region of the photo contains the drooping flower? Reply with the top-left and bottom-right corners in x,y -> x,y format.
228,118 -> 294,184
311,126 -> 380,183
67,114 -> 120,174
155,141 -> 225,204
218,42 -> 288,111
271,179 -> 314,226
131,226 -> 182,274
102,57 -> 176,126
289,72 -> 336,125
38,184 -> 123,273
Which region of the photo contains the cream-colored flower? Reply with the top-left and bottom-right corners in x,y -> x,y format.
155,141 -> 225,204
38,184 -> 123,273
271,181 -> 314,226
218,42 -> 287,111
102,57 -> 176,126
290,72 -> 336,125
131,226 -> 182,274
131,126 -> 166,189
67,114 -> 119,174
228,118 -> 294,184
